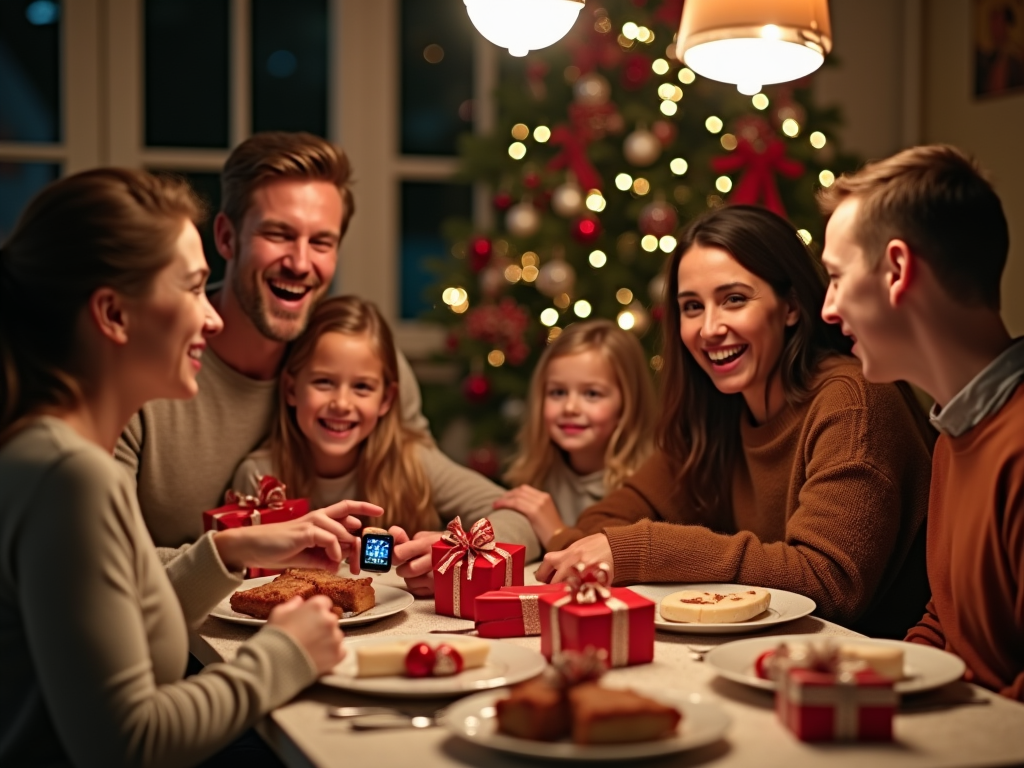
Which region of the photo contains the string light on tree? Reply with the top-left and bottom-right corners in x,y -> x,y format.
487,349 -> 506,367
809,131 -> 826,148
819,169 -> 835,187
616,287 -> 634,304
615,173 -> 633,190
588,249 -> 608,268
652,57 -> 670,75
782,118 -> 801,137
508,141 -> 527,159
511,123 -> 529,140
573,299 -> 592,318
641,235 -> 659,252
505,200 -> 541,237
670,157 -> 689,175
623,126 -> 662,166
705,116 -> 724,133
678,67 -> 696,84
716,176 -> 733,193
632,177 -> 651,195
534,125 -> 552,142
797,229 -> 813,244
540,307 -> 560,326
585,189 -> 607,212
659,235 -> 677,252
752,93 -> 770,110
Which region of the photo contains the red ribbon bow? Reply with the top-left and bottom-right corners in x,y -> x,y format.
223,475 -> 287,510
711,136 -> 804,218
547,124 -> 603,191
436,517 -> 502,581
566,562 -> 612,605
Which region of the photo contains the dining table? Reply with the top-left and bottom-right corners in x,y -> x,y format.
191,565 -> 1024,768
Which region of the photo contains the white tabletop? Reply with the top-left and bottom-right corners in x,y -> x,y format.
192,567 -> 1024,768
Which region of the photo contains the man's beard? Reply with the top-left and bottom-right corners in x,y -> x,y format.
230,262 -> 320,343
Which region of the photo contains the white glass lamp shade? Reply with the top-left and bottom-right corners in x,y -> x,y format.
675,0 -> 832,91
464,0 -> 585,57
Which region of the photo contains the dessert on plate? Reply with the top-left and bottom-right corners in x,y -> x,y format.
354,638 -> 491,678
660,587 -> 771,624
496,649 -> 681,745
229,568 -> 375,619
755,639 -> 905,681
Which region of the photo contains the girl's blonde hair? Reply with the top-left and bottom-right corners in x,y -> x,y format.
505,319 -> 656,492
269,296 -> 439,533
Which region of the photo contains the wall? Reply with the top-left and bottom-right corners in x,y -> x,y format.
923,0 -> 1024,334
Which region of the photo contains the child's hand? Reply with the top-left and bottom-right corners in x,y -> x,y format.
267,595 -> 345,675
492,485 -> 564,548
391,528 -> 442,597
213,500 -> 384,572
535,532 -> 615,585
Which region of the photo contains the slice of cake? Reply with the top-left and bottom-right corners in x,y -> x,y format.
229,576 -> 316,619
660,587 -> 770,623
283,568 -> 375,616
496,677 -> 571,741
567,683 -> 682,745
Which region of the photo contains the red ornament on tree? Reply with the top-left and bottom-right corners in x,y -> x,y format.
469,237 -> 492,273
638,200 -> 678,238
652,119 -> 677,147
571,215 -> 602,243
523,170 -> 542,189
621,53 -> 652,90
463,373 -> 491,403
493,191 -> 513,211
467,445 -> 500,478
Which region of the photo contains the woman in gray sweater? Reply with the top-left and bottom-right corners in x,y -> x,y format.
0,169 -> 380,767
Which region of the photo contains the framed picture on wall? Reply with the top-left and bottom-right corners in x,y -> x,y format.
974,0 -> 1024,98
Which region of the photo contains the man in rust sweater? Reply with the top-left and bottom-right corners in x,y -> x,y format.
819,144 -> 1023,701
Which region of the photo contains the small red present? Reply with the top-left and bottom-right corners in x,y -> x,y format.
538,563 -> 655,668
777,666 -> 896,742
475,585 -> 569,638
203,475 -> 309,577
432,517 -> 525,619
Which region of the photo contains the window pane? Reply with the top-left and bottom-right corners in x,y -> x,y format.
0,162 -> 60,242
150,170 -> 226,285
400,0 -> 474,155
252,0 -> 327,136
400,181 -> 472,319
144,0 -> 229,148
0,1 -> 61,143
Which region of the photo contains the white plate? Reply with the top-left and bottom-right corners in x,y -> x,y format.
210,576 -> 414,628
441,689 -> 731,761
321,633 -> 548,698
705,634 -> 967,695
628,583 -> 816,635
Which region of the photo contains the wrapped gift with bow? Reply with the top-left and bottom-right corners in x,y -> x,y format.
775,641 -> 897,742
474,585 -> 569,638
431,517 -> 525,619
538,563 -> 655,668
202,475 -> 310,577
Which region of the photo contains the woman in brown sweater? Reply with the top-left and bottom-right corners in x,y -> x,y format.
537,206 -> 934,637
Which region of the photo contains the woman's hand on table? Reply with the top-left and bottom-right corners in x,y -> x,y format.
267,595 -> 345,674
535,532 -> 615,584
390,528 -> 441,597
492,484 -> 564,549
213,500 -> 384,573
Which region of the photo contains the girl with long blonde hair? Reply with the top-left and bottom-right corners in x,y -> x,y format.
494,319 -> 656,549
233,296 -> 535,561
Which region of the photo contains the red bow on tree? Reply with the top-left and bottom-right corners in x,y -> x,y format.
547,125 -> 603,191
711,128 -> 804,217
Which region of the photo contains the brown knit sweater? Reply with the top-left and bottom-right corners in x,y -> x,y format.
549,357 -> 934,637
905,384 -> 1024,700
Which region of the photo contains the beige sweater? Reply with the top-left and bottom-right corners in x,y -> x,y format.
234,444 -> 541,562
115,346 -> 428,548
0,417 -> 316,768
539,452 -> 607,528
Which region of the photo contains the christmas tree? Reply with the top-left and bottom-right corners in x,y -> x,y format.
421,0 -> 859,477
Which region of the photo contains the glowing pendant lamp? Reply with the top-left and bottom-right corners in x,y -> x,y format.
464,0 -> 585,57
675,0 -> 832,94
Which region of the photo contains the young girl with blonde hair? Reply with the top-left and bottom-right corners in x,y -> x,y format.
493,319 -> 657,549
233,295 -> 538,585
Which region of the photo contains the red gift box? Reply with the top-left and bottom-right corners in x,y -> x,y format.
777,667 -> 896,742
475,585 -> 569,638
538,564 -> 655,668
202,476 -> 309,577
432,517 -> 525,619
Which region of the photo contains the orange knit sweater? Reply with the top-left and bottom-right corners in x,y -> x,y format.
905,383 -> 1024,701
549,357 -> 935,637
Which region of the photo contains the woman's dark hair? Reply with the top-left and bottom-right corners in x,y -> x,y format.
0,168 -> 203,438
658,205 -> 851,514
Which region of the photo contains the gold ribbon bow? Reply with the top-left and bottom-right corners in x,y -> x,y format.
219,475 -> 288,525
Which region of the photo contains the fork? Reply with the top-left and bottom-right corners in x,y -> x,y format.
327,706 -> 412,719
686,644 -> 714,661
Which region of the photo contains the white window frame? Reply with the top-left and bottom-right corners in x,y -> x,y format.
0,0 -> 495,358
